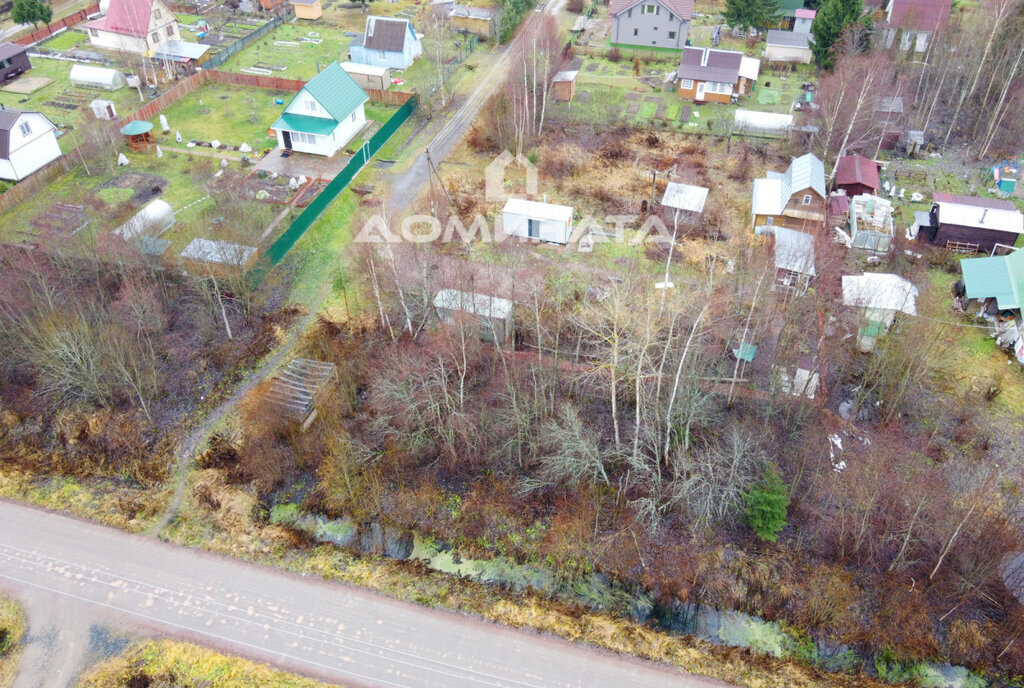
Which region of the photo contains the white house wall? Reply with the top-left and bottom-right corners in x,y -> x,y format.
0,113 -> 61,181
87,29 -> 148,53
502,211 -> 571,244
276,103 -> 366,157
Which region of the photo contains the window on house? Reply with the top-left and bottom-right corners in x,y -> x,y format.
680,78 -> 694,89
151,31 -> 159,43
377,50 -> 386,60
802,194 -> 812,205
351,112 -> 356,122
18,121 -> 30,136
668,30 -> 676,39
153,8 -> 161,17
765,216 -> 773,226
627,8 -> 631,16
643,4 -> 656,13
633,28 -> 638,36
653,25 -> 658,30
305,99 -> 317,112
166,25 -> 174,37
89,28 -> 97,37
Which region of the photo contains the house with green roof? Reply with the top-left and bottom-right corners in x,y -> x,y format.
960,249 -> 1024,312
272,62 -> 369,157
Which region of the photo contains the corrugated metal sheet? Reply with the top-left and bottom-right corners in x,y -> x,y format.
960,249 -> 1024,309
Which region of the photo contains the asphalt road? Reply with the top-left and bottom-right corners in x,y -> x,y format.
0,501 -> 732,688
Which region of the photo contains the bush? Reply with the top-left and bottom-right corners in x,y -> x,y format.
743,464 -> 789,542
608,47 -> 622,63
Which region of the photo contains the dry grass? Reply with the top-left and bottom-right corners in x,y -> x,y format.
0,595 -> 25,688
76,639 -> 343,688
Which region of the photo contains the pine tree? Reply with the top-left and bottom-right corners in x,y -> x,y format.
743,464 -> 790,542
724,0 -> 782,31
811,0 -> 866,70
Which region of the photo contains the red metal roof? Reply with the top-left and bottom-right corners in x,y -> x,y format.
794,8 -> 816,18
887,0 -> 950,31
610,0 -> 693,21
829,194 -> 850,215
85,0 -> 158,38
835,154 -> 879,191
932,193 -> 1016,211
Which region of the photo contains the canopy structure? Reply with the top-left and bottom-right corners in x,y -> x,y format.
120,120 -> 153,136
152,40 -> 211,62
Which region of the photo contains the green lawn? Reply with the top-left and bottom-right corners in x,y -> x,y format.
0,57 -> 143,151
155,82 -> 288,152
0,149 -> 272,254
39,29 -> 87,51
218,24 -> 355,81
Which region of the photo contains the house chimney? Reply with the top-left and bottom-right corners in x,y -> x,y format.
980,208 -> 987,224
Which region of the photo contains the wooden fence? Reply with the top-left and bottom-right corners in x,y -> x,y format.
0,156 -> 77,213
14,5 -> 100,46
206,70 -> 305,91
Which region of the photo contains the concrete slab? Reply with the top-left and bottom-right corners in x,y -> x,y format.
254,147 -> 353,181
3,76 -> 52,94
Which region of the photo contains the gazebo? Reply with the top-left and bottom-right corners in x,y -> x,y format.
120,120 -> 154,152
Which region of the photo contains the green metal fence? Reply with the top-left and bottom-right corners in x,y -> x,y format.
201,15 -> 286,70
248,94 -> 419,285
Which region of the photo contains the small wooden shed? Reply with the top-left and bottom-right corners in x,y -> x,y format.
289,0 -> 323,20
433,288 -> 513,343
266,358 -> 338,430
448,4 -> 496,36
552,70 -> 578,102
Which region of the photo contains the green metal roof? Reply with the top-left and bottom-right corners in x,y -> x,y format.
271,112 -> 340,136
120,120 -> 153,135
733,341 -> 757,362
285,62 -> 369,124
961,249 -> 1024,310
778,0 -> 804,15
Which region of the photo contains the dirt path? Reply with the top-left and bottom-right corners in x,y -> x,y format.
149,311 -> 315,537
388,0 -> 567,210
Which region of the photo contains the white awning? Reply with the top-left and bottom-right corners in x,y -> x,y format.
153,40 -> 211,62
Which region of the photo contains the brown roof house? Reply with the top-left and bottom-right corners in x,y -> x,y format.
609,0 -> 692,50
751,152 -> 827,233
349,16 -> 423,70
0,108 -> 62,181
912,194 -> 1024,254
0,44 -> 30,84
879,0 -> 951,53
676,47 -> 760,103
834,154 -> 880,197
